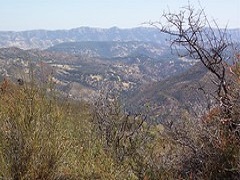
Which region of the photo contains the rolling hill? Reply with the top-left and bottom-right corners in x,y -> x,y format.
0,42 -> 196,102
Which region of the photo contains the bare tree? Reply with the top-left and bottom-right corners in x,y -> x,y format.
145,4 -> 240,179
149,4 -> 240,131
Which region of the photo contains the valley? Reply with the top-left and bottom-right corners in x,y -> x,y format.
0,27 -> 239,122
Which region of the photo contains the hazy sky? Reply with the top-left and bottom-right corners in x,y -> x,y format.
0,0 -> 239,31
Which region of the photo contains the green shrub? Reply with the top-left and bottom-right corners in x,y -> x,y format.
0,78 -> 68,179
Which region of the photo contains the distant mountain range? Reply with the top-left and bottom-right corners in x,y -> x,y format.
0,27 -> 239,50
0,26 -> 239,122
0,27 -> 168,49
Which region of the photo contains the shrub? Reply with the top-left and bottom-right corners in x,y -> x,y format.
0,78 -> 67,179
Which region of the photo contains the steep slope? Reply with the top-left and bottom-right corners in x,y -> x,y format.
127,62 -> 217,123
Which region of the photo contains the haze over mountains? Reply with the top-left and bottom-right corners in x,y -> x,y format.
0,26 -> 239,120
0,27 -> 169,49
1,26 -> 239,50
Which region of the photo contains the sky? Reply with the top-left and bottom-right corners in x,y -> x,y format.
0,0 -> 239,31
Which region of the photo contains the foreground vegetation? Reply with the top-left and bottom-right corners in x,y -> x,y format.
0,64 -> 239,180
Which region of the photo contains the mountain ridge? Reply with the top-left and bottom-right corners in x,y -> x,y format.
0,27 -> 168,49
0,26 -> 239,50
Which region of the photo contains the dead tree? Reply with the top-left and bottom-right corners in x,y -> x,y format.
149,4 -> 239,131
